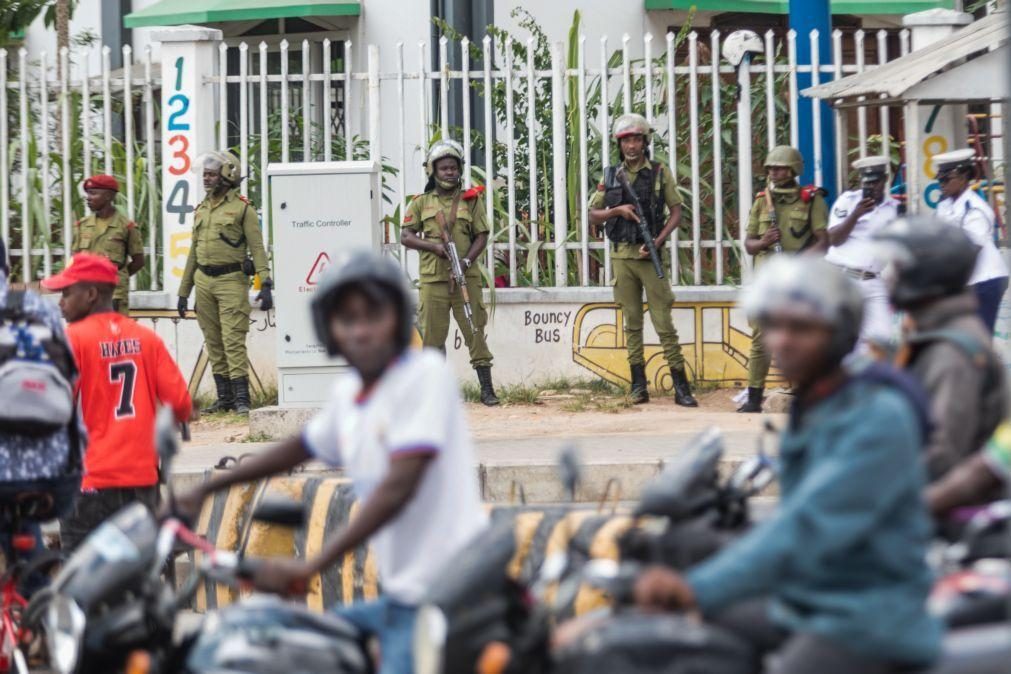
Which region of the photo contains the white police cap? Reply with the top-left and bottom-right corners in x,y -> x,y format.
852,155 -> 890,180
932,149 -> 976,176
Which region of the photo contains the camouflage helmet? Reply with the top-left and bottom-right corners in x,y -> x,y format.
613,113 -> 652,140
764,145 -> 804,176
425,140 -> 465,177
195,150 -> 242,186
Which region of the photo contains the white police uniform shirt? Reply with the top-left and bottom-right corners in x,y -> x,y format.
936,188 -> 1008,286
825,189 -> 900,347
825,189 -> 899,273
303,348 -> 488,604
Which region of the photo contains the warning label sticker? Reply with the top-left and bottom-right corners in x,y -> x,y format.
305,252 -> 331,286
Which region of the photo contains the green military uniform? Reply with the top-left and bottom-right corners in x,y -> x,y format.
404,188 -> 493,367
589,157 -> 685,371
179,188 -> 269,380
72,209 -> 143,315
745,187 -> 829,387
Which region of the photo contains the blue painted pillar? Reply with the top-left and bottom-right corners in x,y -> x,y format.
790,0 -> 836,196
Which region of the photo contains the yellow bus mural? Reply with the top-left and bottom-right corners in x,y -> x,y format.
571,302 -> 785,393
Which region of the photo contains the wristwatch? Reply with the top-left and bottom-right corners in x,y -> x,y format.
462,257 -> 472,269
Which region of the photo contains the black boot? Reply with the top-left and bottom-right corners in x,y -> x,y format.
476,366 -> 500,406
737,387 -> 764,414
232,377 -> 251,415
671,366 -> 698,407
629,363 -> 649,404
203,374 -> 235,414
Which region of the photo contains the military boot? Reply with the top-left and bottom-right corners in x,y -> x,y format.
476,366 -> 500,406
203,374 -> 235,414
629,364 -> 649,404
232,377 -> 252,416
671,366 -> 698,407
737,387 -> 764,414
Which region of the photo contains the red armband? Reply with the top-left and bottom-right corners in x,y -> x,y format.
462,185 -> 486,201
800,185 -> 827,203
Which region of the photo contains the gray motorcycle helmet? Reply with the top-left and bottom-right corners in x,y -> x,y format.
872,216 -> 979,310
740,256 -> 864,363
310,250 -> 415,357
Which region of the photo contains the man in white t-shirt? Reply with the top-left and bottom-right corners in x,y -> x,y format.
934,148 -> 1009,335
825,155 -> 900,352
173,251 -> 487,674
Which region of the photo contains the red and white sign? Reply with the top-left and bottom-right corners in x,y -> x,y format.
305,252 -> 331,286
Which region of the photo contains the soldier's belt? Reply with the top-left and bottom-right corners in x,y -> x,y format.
197,263 -> 244,277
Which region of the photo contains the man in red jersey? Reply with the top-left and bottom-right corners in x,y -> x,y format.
42,253 -> 191,550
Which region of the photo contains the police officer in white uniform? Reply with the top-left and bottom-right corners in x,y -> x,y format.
825,156 -> 899,351
934,149 -> 1008,334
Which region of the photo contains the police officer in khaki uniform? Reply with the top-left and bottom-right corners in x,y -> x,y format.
738,145 -> 829,413
73,174 -> 145,315
400,140 -> 499,406
588,113 -> 697,407
178,151 -> 272,415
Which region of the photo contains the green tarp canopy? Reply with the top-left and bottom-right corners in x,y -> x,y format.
644,0 -> 953,14
124,0 -> 361,29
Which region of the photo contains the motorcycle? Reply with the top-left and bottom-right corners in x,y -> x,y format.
27,409 -> 375,674
414,427 -> 774,674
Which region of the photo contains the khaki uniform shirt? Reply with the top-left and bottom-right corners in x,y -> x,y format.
72,209 -> 143,295
588,158 -> 682,259
404,189 -> 489,283
746,187 -> 829,265
179,189 -> 269,297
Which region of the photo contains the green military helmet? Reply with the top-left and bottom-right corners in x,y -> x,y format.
764,145 -> 804,176
425,140 -> 465,177
195,150 -> 242,186
612,113 -> 651,140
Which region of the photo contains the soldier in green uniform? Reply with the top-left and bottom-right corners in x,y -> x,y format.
73,174 -> 145,315
400,140 -> 499,406
177,151 -> 272,416
588,113 -> 697,407
738,145 -> 829,413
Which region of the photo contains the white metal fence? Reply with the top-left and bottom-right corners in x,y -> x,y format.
3,27 -> 914,289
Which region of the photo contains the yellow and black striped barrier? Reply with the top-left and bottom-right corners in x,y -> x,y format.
187,473 -> 635,615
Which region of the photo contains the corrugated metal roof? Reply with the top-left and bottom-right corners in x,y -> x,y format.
802,10 -> 1006,102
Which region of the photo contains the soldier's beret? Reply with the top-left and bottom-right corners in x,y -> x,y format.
83,174 -> 119,192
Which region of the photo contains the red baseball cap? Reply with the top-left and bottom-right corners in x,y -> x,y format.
83,174 -> 119,192
41,253 -> 119,290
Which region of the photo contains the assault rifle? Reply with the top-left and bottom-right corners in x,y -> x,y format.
437,212 -> 477,335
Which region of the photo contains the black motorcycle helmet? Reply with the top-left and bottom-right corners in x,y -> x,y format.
872,217 -> 979,310
310,250 -> 415,357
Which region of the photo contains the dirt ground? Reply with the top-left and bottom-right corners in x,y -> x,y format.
188,388 -> 773,447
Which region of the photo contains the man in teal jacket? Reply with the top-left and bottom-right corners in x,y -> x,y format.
635,256 -> 941,673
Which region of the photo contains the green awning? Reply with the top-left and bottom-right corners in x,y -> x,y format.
124,0 -> 360,29
644,0 -> 954,14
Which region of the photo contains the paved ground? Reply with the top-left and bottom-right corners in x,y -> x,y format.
173,390 -> 787,502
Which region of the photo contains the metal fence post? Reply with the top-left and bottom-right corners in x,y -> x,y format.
551,41 -> 568,287
736,45 -> 754,284
152,26 -> 223,297
368,45 -> 381,164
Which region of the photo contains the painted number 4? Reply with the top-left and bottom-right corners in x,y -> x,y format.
110,361 -> 137,419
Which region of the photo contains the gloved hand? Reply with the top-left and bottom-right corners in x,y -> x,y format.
177,296 -> 188,319
256,279 -> 274,312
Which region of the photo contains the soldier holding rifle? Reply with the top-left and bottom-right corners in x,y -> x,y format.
401,140 -> 499,406
589,113 -> 697,407
738,145 -> 829,413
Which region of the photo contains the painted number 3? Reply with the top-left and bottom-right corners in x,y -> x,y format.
110,361 -> 137,419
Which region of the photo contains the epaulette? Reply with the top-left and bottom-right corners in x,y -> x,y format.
800,185 -> 827,203
237,194 -> 250,204
462,185 -> 486,201
756,190 -> 766,198
127,220 -> 137,229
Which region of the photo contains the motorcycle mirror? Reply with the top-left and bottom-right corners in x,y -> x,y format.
252,497 -> 306,528
155,407 -> 180,472
558,445 -> 582,501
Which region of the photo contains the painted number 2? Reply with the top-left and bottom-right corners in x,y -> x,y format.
109,361 -> 137,419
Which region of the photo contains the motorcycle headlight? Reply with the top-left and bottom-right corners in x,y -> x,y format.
413,604 -> 447,674
44,596 -> 86,674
